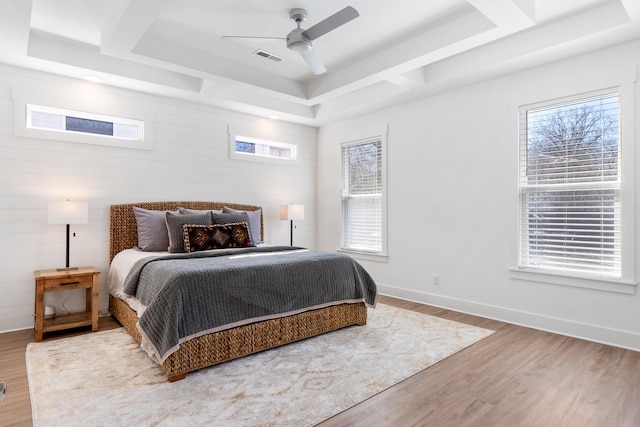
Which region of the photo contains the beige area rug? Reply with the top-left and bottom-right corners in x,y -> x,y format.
26,304 -> 493,427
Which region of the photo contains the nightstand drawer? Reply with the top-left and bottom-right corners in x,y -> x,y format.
43,274 -> 94,291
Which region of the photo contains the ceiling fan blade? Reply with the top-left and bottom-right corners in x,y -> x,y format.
221,36 -> 285,41
300,49 -> 327,75
302,6 -> 359,41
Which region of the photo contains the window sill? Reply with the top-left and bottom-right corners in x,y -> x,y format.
337,249 -> 388,263
509,268 -> 637,295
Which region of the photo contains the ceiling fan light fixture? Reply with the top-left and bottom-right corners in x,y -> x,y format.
288,40 -> 311,53
286,29 -> 311,53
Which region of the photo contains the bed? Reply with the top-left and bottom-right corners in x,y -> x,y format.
108,201 -> 376,382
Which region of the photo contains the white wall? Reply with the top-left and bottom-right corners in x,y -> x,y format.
0,64 -> 317,333
318,40 -> 640,351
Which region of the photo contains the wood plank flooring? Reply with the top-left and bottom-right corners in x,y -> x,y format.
1,295 -> 639,426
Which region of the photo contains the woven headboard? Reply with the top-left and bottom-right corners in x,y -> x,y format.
109,201 -> 263,261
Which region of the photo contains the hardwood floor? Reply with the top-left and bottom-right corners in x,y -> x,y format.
0,317 -> 121,427
1,295 -> 639,426
321,297 -> 640,427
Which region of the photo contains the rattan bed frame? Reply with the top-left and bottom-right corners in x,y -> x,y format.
108,201 -> 367,382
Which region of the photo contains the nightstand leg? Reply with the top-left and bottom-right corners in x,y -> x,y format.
34,279 -> 44,341
85,288 -> 91,313
90,274 -> 99,331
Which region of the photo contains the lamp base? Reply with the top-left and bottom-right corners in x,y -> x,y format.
290,220 -> 294,246
56,266 -> 80,271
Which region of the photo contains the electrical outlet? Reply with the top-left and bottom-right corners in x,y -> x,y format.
433,274 -> 439,285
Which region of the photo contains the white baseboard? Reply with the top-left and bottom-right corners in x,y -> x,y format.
377,283 -> 640,352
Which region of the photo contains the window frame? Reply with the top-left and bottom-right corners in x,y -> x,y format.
26,104 -> 144,141
13,87 -> 153,150
512,86 -> 636,294
339,132 -> 388,260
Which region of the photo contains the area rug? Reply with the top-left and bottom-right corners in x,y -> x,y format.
26,304 -> 493,427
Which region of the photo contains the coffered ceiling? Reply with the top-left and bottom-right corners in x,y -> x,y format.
1,0 -> 638,125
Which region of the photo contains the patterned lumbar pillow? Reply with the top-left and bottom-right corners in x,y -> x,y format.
183,222 -> 252,252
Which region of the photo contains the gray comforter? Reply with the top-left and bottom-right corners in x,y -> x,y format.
123,246 -> 377,363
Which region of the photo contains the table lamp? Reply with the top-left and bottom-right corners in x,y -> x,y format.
280,204 -> 304,246
48,199 -> 88,269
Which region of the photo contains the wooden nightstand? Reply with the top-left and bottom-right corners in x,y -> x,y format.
34,266 -> 100,341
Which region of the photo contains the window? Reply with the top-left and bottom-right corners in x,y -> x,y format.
231,135 -> 296,161
518,91 -> 621,279
26,104 -> 144,141
341,137 -> 385,254
13,87 -> 152,150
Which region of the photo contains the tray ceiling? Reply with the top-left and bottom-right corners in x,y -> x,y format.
0,0 -> 638,125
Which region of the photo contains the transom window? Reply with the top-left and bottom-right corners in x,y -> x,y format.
231,135 -> 296,161
26,104 -> 144,141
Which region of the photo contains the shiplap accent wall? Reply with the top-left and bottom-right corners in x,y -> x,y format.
0,64 -> 317,333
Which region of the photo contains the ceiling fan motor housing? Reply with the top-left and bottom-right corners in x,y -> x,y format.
289,8 -> 308,23
287,28 -> 312,53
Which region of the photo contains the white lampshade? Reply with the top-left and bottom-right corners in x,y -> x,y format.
48,200 -> 88,225
280,204 -> 304,221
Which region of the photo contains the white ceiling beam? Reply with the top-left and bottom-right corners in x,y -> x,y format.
198,80 -> 316,122
620,0 -> 640,22
423,1 -> 631,96
101,0 -> 169,56
304,1 -> 538,105
313,82 -> 405,122
467,0 -> 535,28
385,69 -> 426,89
310,1 -> 635,126
0,0 -> 33,58
305,9 -> 497,103
27,32 -> 203,93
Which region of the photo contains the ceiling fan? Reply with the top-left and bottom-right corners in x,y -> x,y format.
221,6 -> 360,75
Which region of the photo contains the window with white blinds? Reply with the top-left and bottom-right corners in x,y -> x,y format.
341,138 -> 385,254
518,91 -> 621,279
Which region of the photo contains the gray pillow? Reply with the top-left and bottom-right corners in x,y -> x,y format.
222,207 -> 262,243
165,211 -> 212,253
133,207 -> 177,252
212,212 -> 255,245
178,207 -> 223,215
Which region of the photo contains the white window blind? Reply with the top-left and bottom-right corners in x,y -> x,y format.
518,91 -> 621,278
341,138 -> 383,253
